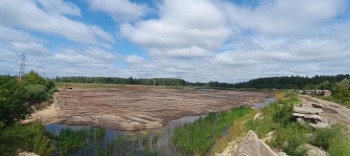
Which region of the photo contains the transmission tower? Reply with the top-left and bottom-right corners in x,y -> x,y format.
19,52 -> 25,81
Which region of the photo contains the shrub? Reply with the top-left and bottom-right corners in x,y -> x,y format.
0,76 -> 30,125
22,70 -> 46,86
272,98 -> 295,127
45,80 -> 55,90
25,84 -> 49,104
0,122 -> 54,156
312,125 -> 350,156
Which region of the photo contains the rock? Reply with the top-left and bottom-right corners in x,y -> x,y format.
305,144 -> 329,156
293,113 -> 305,118
297,118 -> 306,124
304,114 -> 322,121
18,152 -> 39,156
235,130 -> 277,156
294,107 -> 323,115
309,122 -> 329,129
254,113 -> 263,120
311,103 -> 324,109
277,152 -> 288,156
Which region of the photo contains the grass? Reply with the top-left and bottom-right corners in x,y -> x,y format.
216,91 -> 350,156
312,125 -> 350,156
171,106 -> 253,155
0,122 -> 54,156
212,110 -> 258,153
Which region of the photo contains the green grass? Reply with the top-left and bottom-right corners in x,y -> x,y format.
312,125 -> 350,156
171,106 -> 252,155
0,122 -> 54,156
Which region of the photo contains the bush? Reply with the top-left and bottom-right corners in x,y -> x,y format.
0,122 -> 54,156
0,76 -> 30,125
272,97 -> 297,127
46,80 -> 55,90
25,85 -> 49,104
22,71 -> 46,86
312,125 -> 350,156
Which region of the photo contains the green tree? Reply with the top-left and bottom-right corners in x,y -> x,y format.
0,76 -> 30,126
23,70 -> 46,86
318,80 -> 332,90
333,79 -> 350,100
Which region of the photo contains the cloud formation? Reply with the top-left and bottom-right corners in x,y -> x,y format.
0,0 -> 349,82
89,0 -> 149,22
0,0 -> 113,44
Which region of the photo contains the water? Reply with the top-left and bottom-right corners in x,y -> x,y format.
45,98 -> 275,156
253,97 -> 276,109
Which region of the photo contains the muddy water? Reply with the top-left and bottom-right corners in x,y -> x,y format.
45,98 -> 275,156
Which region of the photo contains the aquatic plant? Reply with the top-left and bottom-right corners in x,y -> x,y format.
55,127 -> 106,154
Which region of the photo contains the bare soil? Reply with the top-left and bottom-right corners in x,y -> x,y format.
25,86 -> 269,131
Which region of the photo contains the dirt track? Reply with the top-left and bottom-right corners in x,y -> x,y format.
26,86 -> 269,131
300,95 -> 350,136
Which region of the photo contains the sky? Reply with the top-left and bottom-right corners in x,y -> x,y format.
0,0 -> 349,83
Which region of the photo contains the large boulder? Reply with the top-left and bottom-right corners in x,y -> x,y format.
294,107 -> 323,115
311,103 -> 324,109
235,130 -> 277,156
304,114 -> 322,121
308,122 -> 329,129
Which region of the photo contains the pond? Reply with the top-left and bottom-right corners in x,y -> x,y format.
45,97 -> 275,156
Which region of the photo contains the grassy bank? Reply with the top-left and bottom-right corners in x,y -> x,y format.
214,92 -> 350,156
171,106 -> 253,155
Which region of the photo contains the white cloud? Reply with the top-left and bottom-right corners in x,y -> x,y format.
125,55 -> 144,64
0,0 -> 114,44
1,0 -> 350,82
149,46 -> 212,58
54,47 -> 117,63
222,0 -> 346,34
0,26 -> 43,43
120,0 -> 230,58
9,42 -> 48,55
89,0 -> 149,22
34,0 -> 81,16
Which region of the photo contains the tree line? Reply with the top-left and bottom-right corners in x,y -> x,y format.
54,74 -> 350,90
232,74 -> 350,89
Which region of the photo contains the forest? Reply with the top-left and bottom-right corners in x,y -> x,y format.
55,74 -> 350,90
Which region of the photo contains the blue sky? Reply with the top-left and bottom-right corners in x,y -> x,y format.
0,0 -> 349,82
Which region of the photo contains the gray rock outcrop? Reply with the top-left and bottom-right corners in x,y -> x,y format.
235,130 -> 278,156
293,107 -> 323,115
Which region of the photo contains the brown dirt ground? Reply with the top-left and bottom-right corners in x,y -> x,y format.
300,94 -> 350,136
25,86 -> 269,131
